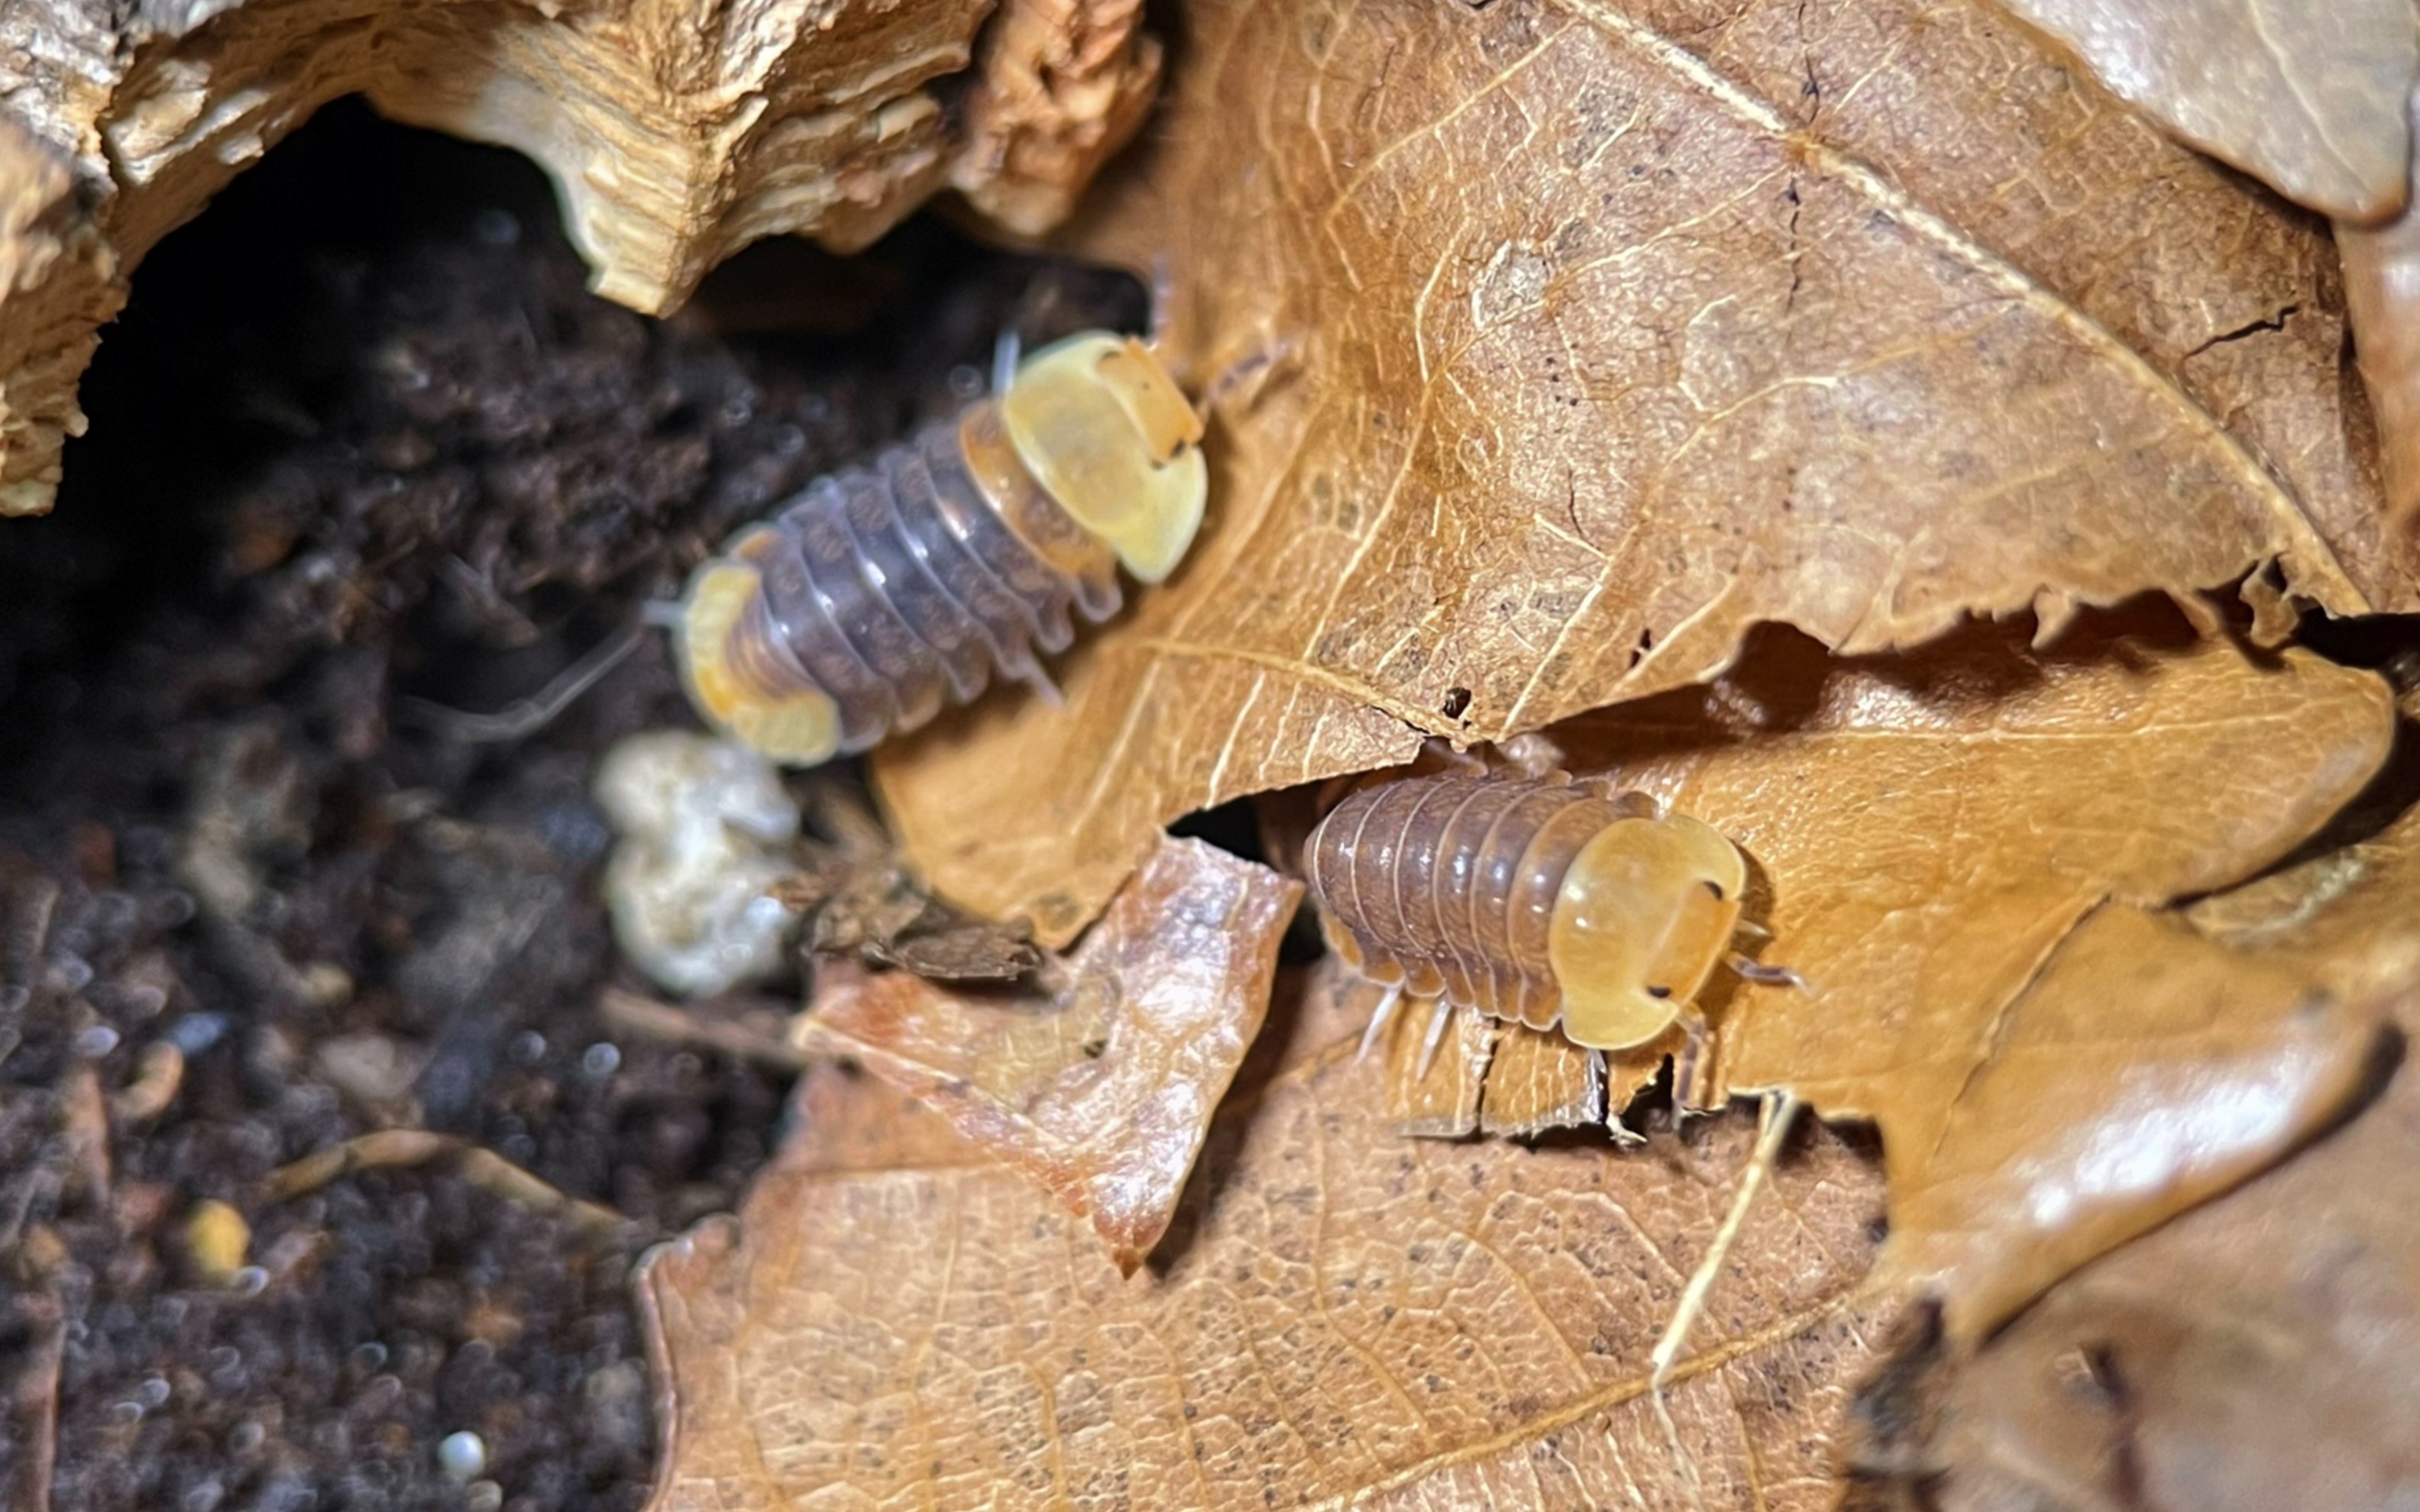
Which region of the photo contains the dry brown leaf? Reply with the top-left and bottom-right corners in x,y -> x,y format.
1879,904 -> 2390,1339
2188,776 -> 2420,996
794,835 -> 1299,1271
1985,0 -> 2417,221
1875,803 -> 2420,1508
1344,617 -> 2391,1337
1922,1089 -> 2420,1512
640,970 -> 1892,1512
875,0 -> 2395,945
1669,625 -> 2390,1134
2339,86 -> 2420,537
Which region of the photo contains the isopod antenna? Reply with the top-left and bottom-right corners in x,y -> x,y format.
394,617 -> 650,745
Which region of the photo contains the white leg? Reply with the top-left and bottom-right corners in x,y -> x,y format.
1671,1012 -> 1712,1116
1016,659 -> 1064,709
1146,252 -> 1177,350
991,328 -> 1023,396
1416,735 -> 1488,774
1728,952 -> 1805,990
1415,995 -> 1458,1080
398,619 -> 645,744
1355,981 -> 1405,1065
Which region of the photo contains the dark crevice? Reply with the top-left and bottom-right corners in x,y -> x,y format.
2183,303 -> 2301,359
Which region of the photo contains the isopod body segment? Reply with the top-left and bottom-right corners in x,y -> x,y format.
1303,774 -> 1749,1052
675,331 -> 1209,765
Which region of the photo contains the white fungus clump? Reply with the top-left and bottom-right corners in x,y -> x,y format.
594,730 -> 801,997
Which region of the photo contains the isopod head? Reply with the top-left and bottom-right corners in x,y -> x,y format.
1000,332 -> 1208,583
1546,812 -> 1747,1051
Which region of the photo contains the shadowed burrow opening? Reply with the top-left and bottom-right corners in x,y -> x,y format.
1169,795 -> 1333,964
0,95 -> 1147,1512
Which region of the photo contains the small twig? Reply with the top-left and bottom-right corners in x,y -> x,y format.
1648,1090 -> 1802,1512
597,987 -> 807,1074
393,619 -> 646,744
1653,1090 -> 1800,1387
265,1130 -> 635,1241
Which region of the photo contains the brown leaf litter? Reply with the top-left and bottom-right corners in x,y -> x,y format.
794,835 -> 1299,1272
874,0 -> 2396,947
1364,612 -> 2396,1339
640,976 -> 1891,1512
1846,793 -> 2420,1509
1985,0 -> 2416,221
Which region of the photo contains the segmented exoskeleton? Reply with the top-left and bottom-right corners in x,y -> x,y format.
674,331 -> 1208,765
1305,771 -> 1781,1073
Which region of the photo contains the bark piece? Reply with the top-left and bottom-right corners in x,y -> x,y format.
0,0 -> 1160,513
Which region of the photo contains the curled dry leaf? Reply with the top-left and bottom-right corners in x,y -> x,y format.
794,836 -> 1299,1271
1881,905 -> 2391,1339
1862,799 -> 2420,1509
2338,86 -> 2420,538
0,0 -> 1160,513
1367,615 -> 2392,1336
875,0 -> 2396,946
640,971 -> 1891,1512
1985,0 -> 2417,221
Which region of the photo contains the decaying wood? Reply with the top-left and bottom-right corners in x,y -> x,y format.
0,0 -> 1161,515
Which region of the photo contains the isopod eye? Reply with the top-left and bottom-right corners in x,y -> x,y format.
1646,984 -> 1672,1000
1704,880 -> 1726,901
1000,332 -> 1211,583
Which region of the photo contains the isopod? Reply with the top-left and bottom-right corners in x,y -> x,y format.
672,331 -> 1209,764
1303,771 -> 1784,1074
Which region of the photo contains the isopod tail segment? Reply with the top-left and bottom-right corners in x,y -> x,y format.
672,330 -> 1210,767
1305,771 -> 1799,1090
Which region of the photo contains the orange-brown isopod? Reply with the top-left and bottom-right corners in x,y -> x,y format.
674,331 -> 1209,765
1304,772 -> 1768,1071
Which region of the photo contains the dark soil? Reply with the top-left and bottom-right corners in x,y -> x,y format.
0,97 -> 1140,1512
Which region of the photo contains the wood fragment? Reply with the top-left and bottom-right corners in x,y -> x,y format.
6,1286 -> 63,1512
0,0 -> 1162,515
